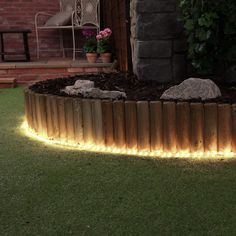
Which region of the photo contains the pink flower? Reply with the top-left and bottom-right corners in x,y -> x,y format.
96,34 -> 102,40
99,30 -> 106,37
104,28 -> 112,36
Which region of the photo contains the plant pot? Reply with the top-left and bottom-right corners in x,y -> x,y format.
86,53 -> 97,63
100,53 -> 112,63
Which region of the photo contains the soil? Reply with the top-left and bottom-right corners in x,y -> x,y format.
29,72 -> 236,103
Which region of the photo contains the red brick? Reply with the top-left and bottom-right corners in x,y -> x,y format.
67,68 -> 85,73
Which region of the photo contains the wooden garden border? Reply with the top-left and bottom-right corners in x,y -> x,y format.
24,89 -> 236,155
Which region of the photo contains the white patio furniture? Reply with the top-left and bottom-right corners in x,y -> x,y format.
35,0 -> 100,60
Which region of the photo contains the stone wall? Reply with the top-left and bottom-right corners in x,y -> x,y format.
130,0 -> 187,82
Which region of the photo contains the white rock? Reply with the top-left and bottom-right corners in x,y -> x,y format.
161,78 -> 221,101
74,80 -> 94,89
62,79 -> 126,99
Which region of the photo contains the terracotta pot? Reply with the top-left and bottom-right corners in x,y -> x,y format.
86,53 -> 97,63
100,53 -> 112,63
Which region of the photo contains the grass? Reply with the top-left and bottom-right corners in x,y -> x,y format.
0,88 -> 236,236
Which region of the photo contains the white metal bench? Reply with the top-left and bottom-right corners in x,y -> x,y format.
35,0 -> 100,60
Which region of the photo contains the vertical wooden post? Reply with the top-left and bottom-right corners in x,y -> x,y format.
150,101 -> 163,152
125,101 -> 137,150
190,103 -> 204,153
218,104 -> 232,152
45,95 -> 54,139
27,91 -> 34,130
51,96 -> 60,139
204,103 -> 218,152
137,101 -> 150,151
102,100 -> 114,148
73,99 -> 83,145
113,101 -> 126,149
163,102 -> 176,153
65,98 -> 75,143
35,94 -> 43,135
176,102 -> 190,152
24,90 -> 30,125
82,99 -> 93,145
232,104 -> 236,153
57,97 -> 67,142
38,94 -> 48,138
30,92 -> 38,133
92,100 -> 104,146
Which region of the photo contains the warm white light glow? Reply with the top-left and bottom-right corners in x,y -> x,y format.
20,121 -> 236,159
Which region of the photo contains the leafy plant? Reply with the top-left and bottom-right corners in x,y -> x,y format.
82,29 -> 97,53
96,28 -> 112,54
179,0 -> 236,75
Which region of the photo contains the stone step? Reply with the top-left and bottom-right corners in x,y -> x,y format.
0,78 -> 16,88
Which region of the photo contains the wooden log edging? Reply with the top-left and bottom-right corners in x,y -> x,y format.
24,89 -> 236,157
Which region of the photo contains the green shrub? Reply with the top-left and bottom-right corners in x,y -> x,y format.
179,0 -> 236,75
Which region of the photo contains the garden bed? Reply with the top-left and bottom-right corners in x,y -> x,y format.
29,73 -> 236,103
24,73 -> 236,157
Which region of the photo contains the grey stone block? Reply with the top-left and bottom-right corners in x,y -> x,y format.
174,38 -> 188,53
137,13 -> 183,40
138,40 -> 172,58
137,59 -> 172,82
173,54 -> 187,82
137,0 -> 176,13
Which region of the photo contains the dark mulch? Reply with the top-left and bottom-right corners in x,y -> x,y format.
29,72 -> 236,103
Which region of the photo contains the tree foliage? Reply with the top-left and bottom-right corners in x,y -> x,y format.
179,0 -> 236,75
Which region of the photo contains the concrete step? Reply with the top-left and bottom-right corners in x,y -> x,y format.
0,78 -> 16,88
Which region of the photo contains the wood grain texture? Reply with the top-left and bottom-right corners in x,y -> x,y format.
204,103 -> 217,152
218,104 -> 232,152
190,103 -> 204,153
73,99 -> 83,145
92,100 -> 104,146
137,101 -> 150,151
150,101 -> 163,152
163,102 -> 176,153
65,98 -> 75,143
176,102 -> 190,152
57,97 -> 67,141
125,101 -> 137,150
82,99 -> 94,144
232,104 -> 236,153
113,101 -> 126,148
102,100 -> 114,147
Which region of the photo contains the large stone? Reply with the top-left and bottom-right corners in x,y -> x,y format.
161,78 -> 221,100
63,80 -> 126,99
74,80 -> 94,89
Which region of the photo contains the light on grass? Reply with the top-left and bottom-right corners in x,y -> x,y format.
21,121 -> 236,159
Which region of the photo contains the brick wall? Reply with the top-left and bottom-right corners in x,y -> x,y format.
0,0 -> 71,60
130,0 -> 188,83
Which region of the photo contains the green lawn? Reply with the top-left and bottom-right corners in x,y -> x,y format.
0,88 -> 236,236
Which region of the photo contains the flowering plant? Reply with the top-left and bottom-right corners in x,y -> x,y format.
82,29 -> 97,53
96,28 -> 112,53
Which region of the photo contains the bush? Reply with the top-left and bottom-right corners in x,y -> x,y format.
179,0 -> 236,75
